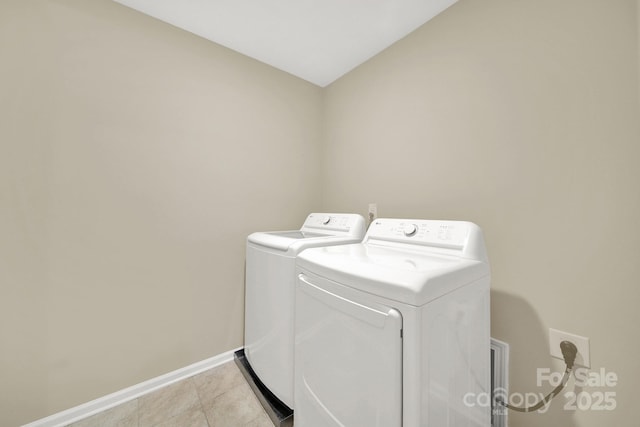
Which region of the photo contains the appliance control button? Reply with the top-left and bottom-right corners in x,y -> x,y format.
322,216 -> 331,225
403,224 -> 418,236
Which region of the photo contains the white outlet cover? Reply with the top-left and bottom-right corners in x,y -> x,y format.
549,328 -> 590,368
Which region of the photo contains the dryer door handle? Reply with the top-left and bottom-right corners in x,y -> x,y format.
298,273 -> 399,329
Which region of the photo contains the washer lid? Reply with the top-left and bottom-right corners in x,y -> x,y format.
248,231 -> 331,251
247,213 -> 366,252
297,244 -> 488,305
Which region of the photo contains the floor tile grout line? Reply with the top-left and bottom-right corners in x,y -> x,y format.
192,375 -> 212,427
140,377 -> 202,427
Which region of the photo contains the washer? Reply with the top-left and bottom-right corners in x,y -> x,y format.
294,218 -> 491,427
244,213 -> 365,410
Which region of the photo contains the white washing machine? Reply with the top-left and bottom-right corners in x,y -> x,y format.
244,213 -> 366,409
294,218 -> 491,427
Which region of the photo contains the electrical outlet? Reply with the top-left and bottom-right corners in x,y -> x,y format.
368,203 -> 377,222
549,328 -> 590,368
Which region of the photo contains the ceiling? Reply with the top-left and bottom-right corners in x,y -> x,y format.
112,0 -> 458,87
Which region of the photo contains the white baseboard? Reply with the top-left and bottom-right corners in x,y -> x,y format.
23,347 -> 242,427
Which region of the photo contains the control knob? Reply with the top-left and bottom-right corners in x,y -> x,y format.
403,223 -> 418,237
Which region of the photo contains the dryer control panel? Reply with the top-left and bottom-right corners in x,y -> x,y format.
364,218 -> 487,262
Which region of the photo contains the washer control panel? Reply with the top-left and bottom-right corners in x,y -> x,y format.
366,218 -> 472,250
302,213 -> 366,236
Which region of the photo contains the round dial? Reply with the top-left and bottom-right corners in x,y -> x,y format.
322,216 -> 331,225
403,223 -> 418,237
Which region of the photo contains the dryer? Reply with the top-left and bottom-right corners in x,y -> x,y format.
244,213 -> 365,410
294,218 -> 490,427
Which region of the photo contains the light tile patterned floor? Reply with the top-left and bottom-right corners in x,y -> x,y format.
66,361 -> 274,427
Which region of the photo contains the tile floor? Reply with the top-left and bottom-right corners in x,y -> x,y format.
66,361 -> 274,427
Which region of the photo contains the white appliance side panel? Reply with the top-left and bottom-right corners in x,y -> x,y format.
421,278 -> 490,427
295,273 -> 403,427
244,245 -> 295,407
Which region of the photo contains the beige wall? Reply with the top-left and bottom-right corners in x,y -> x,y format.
322,0 -> 640,426
0,1 -> 321,425
2,0 -> 639,426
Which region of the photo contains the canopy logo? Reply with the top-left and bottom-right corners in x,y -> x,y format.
463,367 -> 618,413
